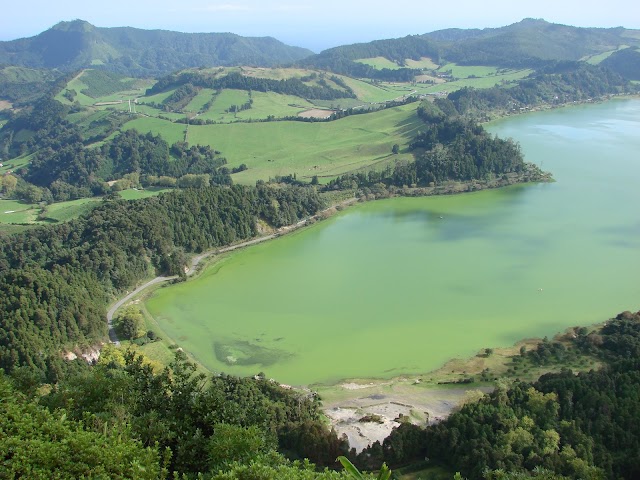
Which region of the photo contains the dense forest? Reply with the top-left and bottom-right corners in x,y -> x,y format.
601,47 -> 640,81
0,184 -> 324,380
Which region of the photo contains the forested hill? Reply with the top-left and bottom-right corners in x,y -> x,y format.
300,19 -> 640,77
0,20 -> 313,76
601,47 -> 640,80
425,18 -> 640,67
297,36 -> 441,81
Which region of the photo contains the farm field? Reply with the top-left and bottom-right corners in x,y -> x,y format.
418,68 -> 533,93
583,46 -> 629,64
125,103 -> 422,184
0,154 -> 31,174
354,56 -> 404,70
118,187 -> 172,200
0,199 -> 39,224
0,197 -> 101,227
405,57 -> 440,69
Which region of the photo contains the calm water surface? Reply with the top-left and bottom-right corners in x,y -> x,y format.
147,99 -> 640,385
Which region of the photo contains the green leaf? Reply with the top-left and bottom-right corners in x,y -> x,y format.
337,456 -> 364,479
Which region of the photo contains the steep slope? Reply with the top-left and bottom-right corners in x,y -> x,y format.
0,20 -> 314,76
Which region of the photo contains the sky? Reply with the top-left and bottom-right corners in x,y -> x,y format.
1,0 -> 638,52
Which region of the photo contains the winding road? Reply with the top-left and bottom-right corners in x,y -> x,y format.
105,198 -> 356,344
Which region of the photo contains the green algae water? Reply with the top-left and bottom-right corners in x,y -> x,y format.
146,99 -> 640,385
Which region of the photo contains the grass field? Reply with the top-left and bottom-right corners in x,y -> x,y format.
118,116 -> 186,144
138,89 -> 177,105
118,187 -> 172,200
125,103 -> 421,184
584,46 -> 629,65
437,63 -> 500,78
0,199 -> 38,224
184,88 -> 216,113
0,154 -> 31,174
405,57 -> 440,70
418,68 -> 533,93
44,198 -> 100,222
355,56 -> 403,70
0,197 -> 100,228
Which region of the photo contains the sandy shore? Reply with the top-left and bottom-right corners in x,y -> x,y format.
319,379 -> 492,452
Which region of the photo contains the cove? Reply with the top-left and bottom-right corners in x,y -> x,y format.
146,99 -> 640,386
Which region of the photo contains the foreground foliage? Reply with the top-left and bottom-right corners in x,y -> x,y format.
0,371 -> 164,479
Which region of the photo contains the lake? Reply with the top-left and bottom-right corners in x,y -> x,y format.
146,99 -> 640,385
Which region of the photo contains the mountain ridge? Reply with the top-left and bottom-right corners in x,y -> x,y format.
0,19 -> 314,76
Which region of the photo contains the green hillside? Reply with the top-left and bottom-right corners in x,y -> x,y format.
0,20 -> 314,76
300,19 -> 640,77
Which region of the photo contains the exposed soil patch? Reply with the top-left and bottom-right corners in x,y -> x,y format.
0,100 -> 13,111
298,108 -> 336,119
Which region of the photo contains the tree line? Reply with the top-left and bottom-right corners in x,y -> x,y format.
147,71 -> 356,101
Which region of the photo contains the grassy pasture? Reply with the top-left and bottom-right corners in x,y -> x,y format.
584,46 -> 629,64
336,77 -> 406,104
0,154 -> 31,174
418,68 -> 533,93
437,62 -> 500,78
234,92 -> 315,120
118,187 -> 172,200
0,199 -> 38,224
190,103 -> 421,184
355,56 -> 403,70
405,57 -> 440,69
44,198 -> 100,222
120,116 -> 186,144
138,89 -> 177,105
184,88 -> 216,113
124,103 -> 421,184
197,89 -> 250,120
0,197 -> 100,228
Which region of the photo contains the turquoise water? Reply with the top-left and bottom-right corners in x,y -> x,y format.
147,99 -> 640,385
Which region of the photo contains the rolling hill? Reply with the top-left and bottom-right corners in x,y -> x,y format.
0,20 -> 314,76
300,18 -> 640,75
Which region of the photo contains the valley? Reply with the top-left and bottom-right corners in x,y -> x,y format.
1,14 -> 639,479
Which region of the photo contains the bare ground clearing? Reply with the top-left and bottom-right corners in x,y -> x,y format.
298,108 -> 336,119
